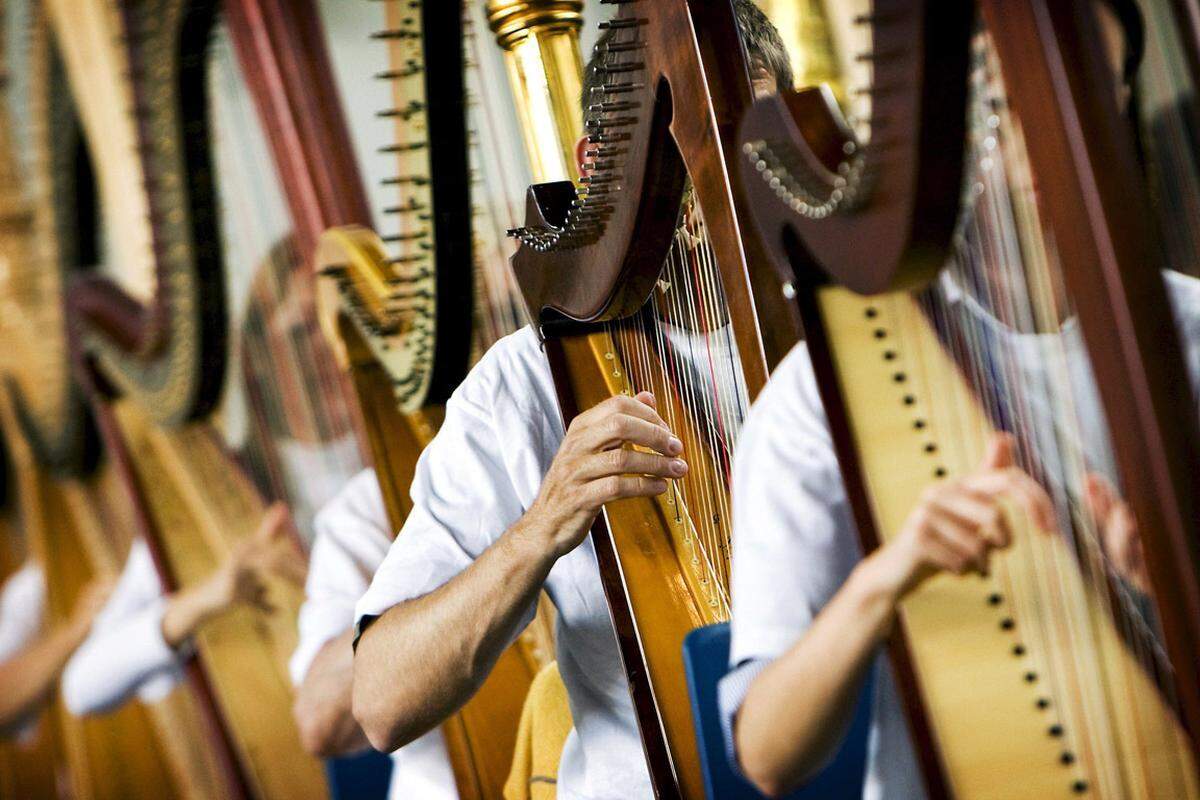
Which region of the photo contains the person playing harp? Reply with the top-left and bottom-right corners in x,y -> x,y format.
722,2 -> 1200,797
350,5 -> 792,798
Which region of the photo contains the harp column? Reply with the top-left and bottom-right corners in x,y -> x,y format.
486,0 -> 583,182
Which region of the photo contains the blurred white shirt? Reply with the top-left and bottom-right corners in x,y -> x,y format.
61,539 -> 183,715
0,562 -> 47,740
290,468 -> 457,800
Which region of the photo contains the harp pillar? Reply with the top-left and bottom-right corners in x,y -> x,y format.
486,0 -> 584,183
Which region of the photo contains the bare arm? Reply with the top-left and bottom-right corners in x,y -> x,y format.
353,391 -> 686,753
735,553 -> 900,796
64,506 -> 300,716
0,579 -> 111,730
162,502 -> 303,647
292,629 -> 370,757
735,434 -> 1057,797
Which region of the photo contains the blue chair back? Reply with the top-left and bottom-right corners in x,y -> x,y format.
683,623 -> 872,800
325,749 -> 393,800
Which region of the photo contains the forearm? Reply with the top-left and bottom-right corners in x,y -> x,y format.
353,518 -> 555,752
736,553 -> 900,796
161,579 -> 227,649
293,630 -> 370,757
0,622 -> 87,729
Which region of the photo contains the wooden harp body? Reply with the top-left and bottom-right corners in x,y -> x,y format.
737,1 -> 1200,797
509,1 -> 773,796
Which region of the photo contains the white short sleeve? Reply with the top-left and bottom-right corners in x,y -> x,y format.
61,539 -> 183,716
354,342 -> 540,643
290,469 -> 392,684
0,563 -> 45,662
728,343 -> 861,666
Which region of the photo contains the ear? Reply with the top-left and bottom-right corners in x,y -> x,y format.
574,134 -> 594,179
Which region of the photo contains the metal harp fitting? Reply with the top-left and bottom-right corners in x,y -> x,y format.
486,0 -> 583,183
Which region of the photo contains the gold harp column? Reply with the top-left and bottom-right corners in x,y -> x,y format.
486,0 -> 583,183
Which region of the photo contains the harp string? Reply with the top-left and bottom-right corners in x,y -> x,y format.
895,29 -> 1190,795
207,22 -> 364,541
601,191 -> 749,618
461,3 -> 529,351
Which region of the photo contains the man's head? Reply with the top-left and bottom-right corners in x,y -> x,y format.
1095,0 -> 1144,117
575,0 -> 793,175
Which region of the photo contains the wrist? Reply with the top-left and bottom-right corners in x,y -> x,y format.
507,510 -> 566,569
849,551 -> 907,630
66,611 -> 95,642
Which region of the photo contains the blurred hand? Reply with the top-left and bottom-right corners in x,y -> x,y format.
1085,473 -> 1148,593
210,503 -> 306,614
877,433 -> 1057,597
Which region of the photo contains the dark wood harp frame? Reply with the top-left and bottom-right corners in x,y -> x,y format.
58,1 -> 263,797
510,0 -> 776,796
737,0 -> 1200,795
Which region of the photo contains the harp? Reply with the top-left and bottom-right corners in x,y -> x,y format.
55,0 -> 336,797
0,4 -> 240,796
0,26 -> 70,785
302,1 -> 586,794
507,1 -> 777,795
736,1 -> 1200,797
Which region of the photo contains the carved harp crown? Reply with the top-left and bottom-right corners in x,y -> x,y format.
508,1 -> 693,329
316,1 -> 473,414
738,0 -> 973,295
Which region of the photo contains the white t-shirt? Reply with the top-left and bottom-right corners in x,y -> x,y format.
355,325 -> 655,800
720,271 -> 1200,799
61,539 -> 184,715
0,562 -> 45,662
290,468 -> 457,800
0,562 -> 47,740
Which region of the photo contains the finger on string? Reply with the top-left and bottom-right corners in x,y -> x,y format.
595,475 -> 669,504
932,488 -> 1013,549
981,431 -> 1016,470
257,501 -> 292,542
1102,500 -> 1145,589
590,414 -> 683,456
582,449 -> 688,480
927,506 -> 994,576
920,528 -> 980,579
961,468 -> 1056,533
1084,472 -> 1116,523
607,392 -> 670,430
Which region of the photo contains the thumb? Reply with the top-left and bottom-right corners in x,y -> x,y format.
981,432 -> 1015,471
634,390 -> 656,408
257,502 -> 291,542
1084,473 -> 1116,522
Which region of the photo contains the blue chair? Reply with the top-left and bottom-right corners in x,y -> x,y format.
683,623 -> 873,799
324,749 -> 393,800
